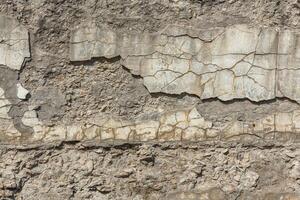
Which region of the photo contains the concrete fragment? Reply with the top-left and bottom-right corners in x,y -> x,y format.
16,83 -> 29,100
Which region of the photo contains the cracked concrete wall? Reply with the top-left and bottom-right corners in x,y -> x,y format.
0,0 -> 300,199
70,24 -> 300,103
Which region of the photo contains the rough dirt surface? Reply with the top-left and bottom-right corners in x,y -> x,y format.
0,0 -> 300,199
1,142 -> 300,200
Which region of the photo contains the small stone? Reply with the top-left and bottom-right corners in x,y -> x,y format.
240,170 -> 259,189
115,126 -> 131,140
44,126 -> 67,141
84,125 -> 99,140
16,83 -> 29,100
66,125 -> 84,140
114,169 -> 134,178
188,107 -> 202,120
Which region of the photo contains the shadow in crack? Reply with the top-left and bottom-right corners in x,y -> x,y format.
202,96 -> 298,106
70,56 -> 121,66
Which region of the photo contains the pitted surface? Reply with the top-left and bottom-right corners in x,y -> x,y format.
0,142 -> 299,199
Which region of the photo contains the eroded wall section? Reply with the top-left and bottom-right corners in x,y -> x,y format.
0,2 -> 300,199
2,18 -> 300,144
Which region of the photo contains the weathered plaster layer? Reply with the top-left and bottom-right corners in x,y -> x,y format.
0,106 -> 296,143
70,24 -> 300,102
0,15 -> 30,70
0,16 -> 31,139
